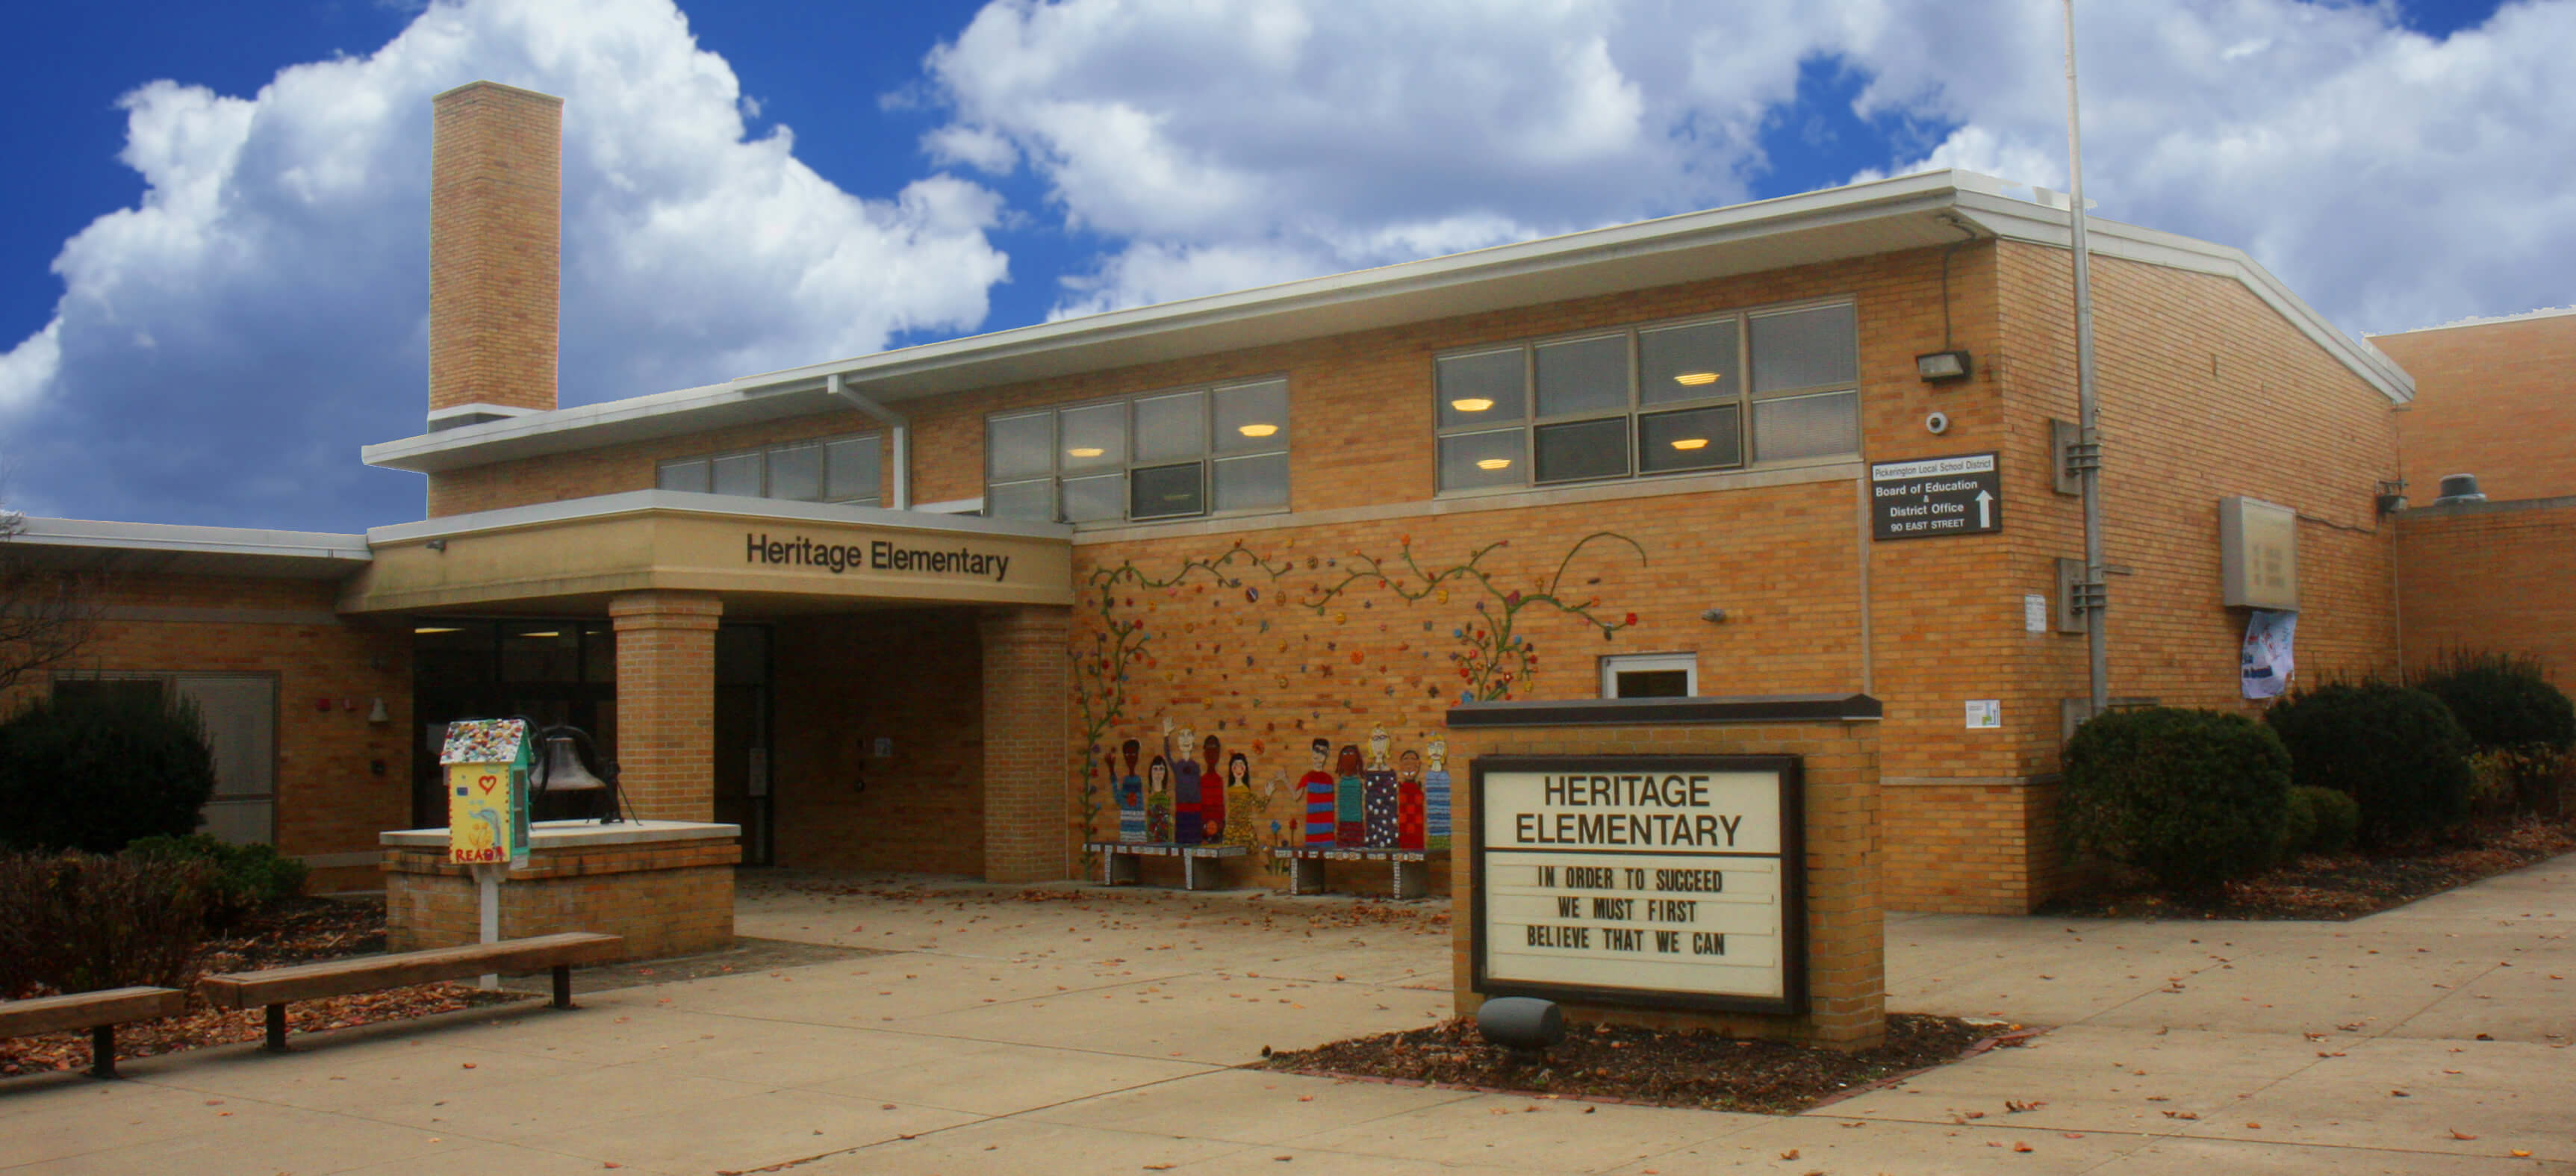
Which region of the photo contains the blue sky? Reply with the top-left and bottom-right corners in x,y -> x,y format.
0,0 -> 2560,532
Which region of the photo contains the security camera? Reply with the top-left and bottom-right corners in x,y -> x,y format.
1924,411 -> 1951,435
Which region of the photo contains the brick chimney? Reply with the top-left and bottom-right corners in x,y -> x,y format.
427,81 -> 561,429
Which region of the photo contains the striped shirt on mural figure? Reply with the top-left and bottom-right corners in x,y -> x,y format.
1424,738 -> 1452,852
1362,725 -> 1399,848
1300,738 -> 1336,846
1116,738 -> 1145,844
1334,744 -> 1366,847
1163,719 -> 1201,844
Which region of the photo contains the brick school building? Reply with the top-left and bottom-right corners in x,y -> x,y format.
9,81 -> 2559,913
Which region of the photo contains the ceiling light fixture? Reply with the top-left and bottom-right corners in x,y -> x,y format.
1451,398 -> 1495,413
1673,372 -> 1720,386
515,631 -> 561,639
1236,423 -> 1279,438
1475,458 -> 1512,470
1670,438 -> 1709,450
1067,447 -> 1105,458
413,626 -> 461,635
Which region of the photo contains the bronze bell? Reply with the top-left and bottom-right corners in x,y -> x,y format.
537,733 -> 607,791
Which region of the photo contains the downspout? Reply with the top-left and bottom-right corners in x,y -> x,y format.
827,373 -> 911,510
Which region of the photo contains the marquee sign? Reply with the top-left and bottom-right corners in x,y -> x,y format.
1471,754 -> 1805,1015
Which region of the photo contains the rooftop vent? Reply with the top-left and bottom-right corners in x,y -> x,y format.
2433,473 -> 2487,505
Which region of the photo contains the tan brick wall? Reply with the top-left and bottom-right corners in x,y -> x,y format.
2395,499 -> 2576,682
982,605 -> 1072,883
609,591 -> 723,821
1443,722 -> 1882,1049
383,837 -> 738,959
3,574 -> 412,886
771,609 -> 988,874
429,81 -> 561,417
2372,312 -> 2576,503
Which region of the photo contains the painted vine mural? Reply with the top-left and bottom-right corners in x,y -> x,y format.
1069,532 -> 1648,872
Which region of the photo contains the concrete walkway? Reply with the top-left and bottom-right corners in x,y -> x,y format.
3,859 -> 2571,1175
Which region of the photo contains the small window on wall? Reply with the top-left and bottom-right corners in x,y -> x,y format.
656,432 -> 883,505
1434,300 -> 1858,493
985,377 -> 1290,524
1599,653 -> 1697,699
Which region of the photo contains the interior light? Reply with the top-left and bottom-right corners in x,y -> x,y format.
1475,458 -> 1513,471
413,626 -> 461,635
1067,447 -> 1105,458
1670,438 -> 1709,450
1673,372 -> 1720,387
1451,398 -> 1495,413
514,631 -> 561,639
1236,423 -> 1279,438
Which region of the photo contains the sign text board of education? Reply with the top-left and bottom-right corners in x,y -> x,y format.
1871,452 -> 2000,541
1472,755 -> 1807,1015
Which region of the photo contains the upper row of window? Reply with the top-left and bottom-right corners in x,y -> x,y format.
658,433 -> 884,505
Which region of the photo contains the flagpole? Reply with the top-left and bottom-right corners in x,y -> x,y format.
2064,0 -> 2109,720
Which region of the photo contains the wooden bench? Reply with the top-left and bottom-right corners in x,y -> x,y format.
1085,841 -> 1248,890
1273,847 -> 1433,899
0,986 -> 189,1079
198,932 -> 623,1053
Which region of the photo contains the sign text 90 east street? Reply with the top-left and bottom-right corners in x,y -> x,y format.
1870,452 -> 2000,541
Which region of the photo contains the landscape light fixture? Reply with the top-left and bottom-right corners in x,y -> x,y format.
1914,349 -> 1973,382
1475,997 -> 1564,1065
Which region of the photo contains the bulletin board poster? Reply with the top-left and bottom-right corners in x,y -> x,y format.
1471,755 -> 1806,1015
440,718 -> 533,867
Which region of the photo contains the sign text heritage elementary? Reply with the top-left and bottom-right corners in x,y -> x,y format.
1472,756 -> 1807,1015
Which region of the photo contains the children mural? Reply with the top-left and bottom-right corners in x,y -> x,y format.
1069,532 -> 1645,874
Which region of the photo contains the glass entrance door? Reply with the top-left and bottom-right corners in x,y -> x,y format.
712,625 -> 773,866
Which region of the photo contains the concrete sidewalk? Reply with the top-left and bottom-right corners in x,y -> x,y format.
3,859 -> 2571,1175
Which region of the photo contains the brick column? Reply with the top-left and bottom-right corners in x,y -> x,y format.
978,605 -> 1070,883
609,591 -> 723,823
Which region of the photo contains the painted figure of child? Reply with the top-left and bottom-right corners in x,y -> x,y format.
1424,738 -> 1452,852
1334,744 -> 1366,847
1145,754 -> 1175,843
1299,738 -> 1337,846
1362,725 -> 1399,848
1116,738 -> 1145,844
1396,747 -> 1427,850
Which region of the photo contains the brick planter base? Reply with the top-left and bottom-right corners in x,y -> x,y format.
381,820 -> 741,960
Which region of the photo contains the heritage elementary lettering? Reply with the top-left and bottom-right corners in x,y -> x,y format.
744,532 -> 1011,581
1511,774 -> 1746,848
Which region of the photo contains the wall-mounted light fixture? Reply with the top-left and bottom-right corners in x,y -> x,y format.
1699,607 -> 1729,623
1915,349 -> 1973,382
425,538 -> 447,552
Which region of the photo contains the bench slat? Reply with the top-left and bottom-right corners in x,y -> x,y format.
0,987 -> 189,1038
197,933 -> 622,1009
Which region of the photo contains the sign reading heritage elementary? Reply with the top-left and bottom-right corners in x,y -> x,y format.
1472,755 -> 1806,1014
1870,451 -> 2001,541
744,532 -> 1012,581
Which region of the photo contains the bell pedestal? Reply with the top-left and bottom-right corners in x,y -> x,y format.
380,819 -> 739,961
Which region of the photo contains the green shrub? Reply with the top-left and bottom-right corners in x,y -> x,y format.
0,689 -> 217,853
2277,786 -> 2319,861
2302,785 -> 2359,854
2415,650 -> 2576,754
2062,706 -> 2292,892
0,850 -> 217,998
2263,681 -> 2472,847
126,834 -> 308,924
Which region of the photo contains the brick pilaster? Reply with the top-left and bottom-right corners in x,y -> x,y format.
979,605 -> 1071,883
609,591 -> 723,822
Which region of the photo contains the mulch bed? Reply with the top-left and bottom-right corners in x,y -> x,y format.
2040,816 -> 2576,921
1,897 -> 530,1080
1257,1012 -> 2008,1115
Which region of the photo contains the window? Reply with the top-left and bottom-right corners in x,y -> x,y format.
657,432 -> 884,506
52,673 -> 277,844
986,379 -> 1289,523
1434,301 -> 1858,492
1599,653 -> 1698,699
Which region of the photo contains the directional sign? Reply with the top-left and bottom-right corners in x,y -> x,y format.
1870,452 -> 2001,541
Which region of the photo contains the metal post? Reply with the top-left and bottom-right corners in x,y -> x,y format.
264,1004 -> 288,1053
475,862 -> 502,990
2065,0 -> 2110,719
89,1025 -> 117,1079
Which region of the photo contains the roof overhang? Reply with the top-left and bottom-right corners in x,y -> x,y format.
5,516 -> 371,580
363,169 -> 2410,476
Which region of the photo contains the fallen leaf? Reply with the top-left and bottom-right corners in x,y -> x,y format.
1779,1149 -> 1800,1160
2450,1130 -> 2478,1140
2013,1142 -> 2035,1153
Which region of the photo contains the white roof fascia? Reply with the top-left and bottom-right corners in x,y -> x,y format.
364,489 -> 1073,547
1950,192 -> 2415,405
2370,304 -> 2576,337
13,516 -> 372,562
363,171 -> 1993,473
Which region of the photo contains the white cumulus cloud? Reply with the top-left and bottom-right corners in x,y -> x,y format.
1,0 -> 1007,527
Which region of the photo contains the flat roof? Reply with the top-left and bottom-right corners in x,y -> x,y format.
7,515 -> 372,579
365,169 -> 2413,475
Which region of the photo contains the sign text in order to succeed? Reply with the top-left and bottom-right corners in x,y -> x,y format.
1472,755 -> 1807,1015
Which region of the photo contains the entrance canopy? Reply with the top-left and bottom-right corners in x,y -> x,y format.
340,491 -> 1073,616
